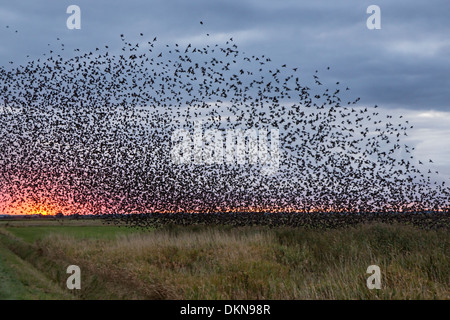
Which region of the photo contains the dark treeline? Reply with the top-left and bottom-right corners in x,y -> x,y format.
104,211 -> 450,230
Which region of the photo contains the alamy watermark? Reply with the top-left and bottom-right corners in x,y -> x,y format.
66,265 -> 81,289
66,5 -> 81,30
170,120 -> 280,175
367,5 -> 381,30
366,265 -> 382,289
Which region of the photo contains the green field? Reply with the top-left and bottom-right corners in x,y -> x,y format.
0,218 -> 448,299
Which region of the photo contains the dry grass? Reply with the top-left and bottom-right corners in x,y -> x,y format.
24,223 -> 449,299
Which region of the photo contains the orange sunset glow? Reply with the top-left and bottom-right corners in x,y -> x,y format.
6,201 -> 56,216
0,193 -> 66,216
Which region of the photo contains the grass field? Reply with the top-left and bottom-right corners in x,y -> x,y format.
0,218 -> 448,299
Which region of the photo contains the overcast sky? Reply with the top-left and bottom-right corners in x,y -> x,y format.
1,0 -> 449,179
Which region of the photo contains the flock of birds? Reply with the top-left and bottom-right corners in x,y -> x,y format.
0,22 -> 449,228
109,211 -> 449,230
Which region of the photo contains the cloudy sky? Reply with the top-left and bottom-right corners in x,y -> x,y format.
1,0 -> 449,180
